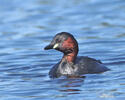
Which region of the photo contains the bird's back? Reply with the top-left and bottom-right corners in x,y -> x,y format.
74,56 -> 109,75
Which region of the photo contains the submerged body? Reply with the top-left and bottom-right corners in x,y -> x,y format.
49,56 -> 109,78
44,32 -> 109,78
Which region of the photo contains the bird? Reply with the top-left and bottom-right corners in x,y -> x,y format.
44,32 -> 109,78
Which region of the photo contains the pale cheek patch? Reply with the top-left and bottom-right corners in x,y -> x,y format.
53,43 -> 59,49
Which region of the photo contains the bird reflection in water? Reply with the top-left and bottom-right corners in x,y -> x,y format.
57,76 -> 86,95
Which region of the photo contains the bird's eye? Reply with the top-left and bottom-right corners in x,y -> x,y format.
58,40 -> 61,43
56,39 -> 61,43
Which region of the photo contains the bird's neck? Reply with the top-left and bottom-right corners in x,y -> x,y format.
62,51 -> 78,63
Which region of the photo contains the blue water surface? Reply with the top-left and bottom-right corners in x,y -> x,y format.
0,0 -> 125,100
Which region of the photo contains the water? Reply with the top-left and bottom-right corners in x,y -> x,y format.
0,0 -> 125,100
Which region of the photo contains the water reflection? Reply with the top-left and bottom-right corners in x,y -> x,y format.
51,76 -> 86,95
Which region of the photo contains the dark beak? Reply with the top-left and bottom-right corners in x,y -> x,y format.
44,44 -> 53,50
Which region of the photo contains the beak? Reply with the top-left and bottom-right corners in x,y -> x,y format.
44,43 -> 59,50
44,44 -> 53,50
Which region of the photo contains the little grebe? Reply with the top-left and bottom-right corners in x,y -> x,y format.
44,32 -> 109,78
